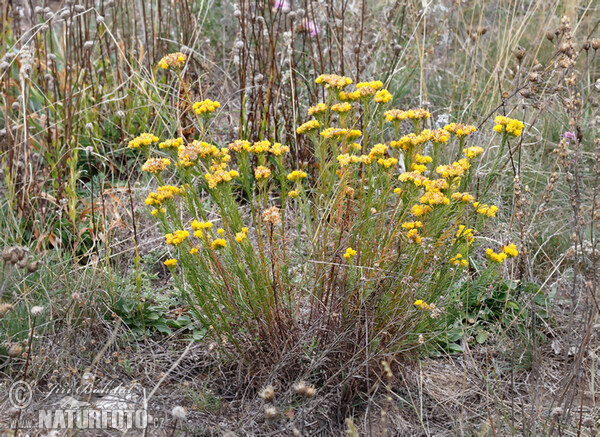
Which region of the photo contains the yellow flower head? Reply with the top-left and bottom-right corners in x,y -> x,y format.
414,300 -> 431,310
192,99 -> 221,115
158,137 -> 183,150
444,123 -> 477,138
374,89 -> 393,103
158,52 -> 186,70
449,254 -> 468,267
493,116 -> 524,137
385,108 -> 431,122
401,221 -> 423,230
451,192 -> 475,203
502,243 -> 519,257
269,142 -> 290,156
254,166 -> 272,180
331,102 -> 352,113
164,258 -> 177,268
228,139 -> 251,152
128,133 -> 159,149
315,74 -> 353,89
454,225 -> 475,244
287,170 -> 307,182
211,238 -> 227,250
463,146 -> 484,159
165,230 -> 189,246
297,120 -> 320,134
249,140 -> 271,154
142,157 -> 171,174
308,103 -> 328,116
473,202 -> 498,217
343,247 -> 357,260
486,248 -> 507,263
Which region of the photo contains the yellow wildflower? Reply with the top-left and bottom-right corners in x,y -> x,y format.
164,258 -> 177,268
159,137 -> 183,150
331,102 -> 352,113
296,120 -> 320,134
451,192 -> 475,203
270,142 -> 290,156
287,170 -> 307,182
165,230 -> 189,246
211,238 -> 227,250
486,248 -> 507,263
502,243 -> 519,257
449,254 -> 468,267
444,123 -> 477,138
463,146 -> 484,159
493,116 -> 524,137
343,247 -> 357,260
315,74 -> 353,89
192,99 -> 220,115
255,166 -> 271,180
128,133 -> 159,149
308,103 -> 328,116
158,52 -> 186,69
414,300 -> 431,310
374,89 -> 392,103
142,157 -> 171,174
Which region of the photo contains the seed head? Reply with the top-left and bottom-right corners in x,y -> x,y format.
259,385 -> 275,402
171,406 -> 186,420
31,306 -> 44,316
7,343 -> 23,357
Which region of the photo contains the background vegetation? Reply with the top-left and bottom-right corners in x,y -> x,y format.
0,0 -> 599,435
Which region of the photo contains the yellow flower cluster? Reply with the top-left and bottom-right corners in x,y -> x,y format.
407,228 -> 422,244
415,154 -> 433,164
191,220 -> 213,238
249,140 -> 271,154
435,159 -> 470,178
177,140 -> 224,167
145,185 -> 184,206
296,120 -> 320,134
331,102 -> 352,113
269,142 -> 290,156
320,128 -> 362,140
385,108 -> 431,122
473,202 -> 498,217
486,248 -> 507,263
142,157 -> 171,174
449,253 -> 468,267
493,116 -> 524,137
463,146 -> 484,159
211,238 -> 227,250
343,247 -> 357,260
254,166 -> 271,180
159,137 -> 183,150
158,52 -> 186,69
128,133 -> 159,149
205,169 -> 239,189
235,227 -> 249,243
414,300 -> 431,310
444,123 -> 477,138
502,243 -> 518,257
398,171 -> 428,186
308,103 -> 328,116
287,170 -> 307,182
390,129 -> 447,151
164,258 -> 177,268
411,204 -> 432,216
374,89 -> 392,103
315,74 -> 352,89
166,230 -> 189,246
228,139 -> 251,152
420,190 -> 449,205
356,80 -> 383,90
402,221 -> 423,230
455,225 -> 474,244
423,178 -> 449,192
451,192 -> 475,203
192,99 -> 221,115
377,157 -> 398,168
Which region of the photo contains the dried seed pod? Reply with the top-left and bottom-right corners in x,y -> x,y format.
7,343 -> 23,357
0,303 -> 14,318
546,31 -> 554,41
17,257 -> 29,269
592,38 -> 600,50
264,405 -> 278,420
259,385 -> 275,402
27,261 -> 39,273
2,248 -> 12,262
513,46 -> 526,60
